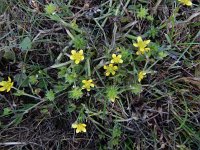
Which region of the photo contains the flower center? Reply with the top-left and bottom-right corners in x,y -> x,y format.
138,41 -> 147,49
74,53 -> 82,60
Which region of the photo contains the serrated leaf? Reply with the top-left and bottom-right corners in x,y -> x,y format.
45,3 -> 57,14
45,89 -> 55,101
19,37 -> 32,51
29,75 -> 38,85
3,108 -> 12,116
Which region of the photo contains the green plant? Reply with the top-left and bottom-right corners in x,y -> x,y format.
0,0 -> 199,149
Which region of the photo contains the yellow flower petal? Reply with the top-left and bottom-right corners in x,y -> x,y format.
72,123 -> 78,128
71,50 -> 76,54
113,66 -> 118,70
112,54 -> 116,58
79,50 -> 83,54
0,77 -> 13,92
145,40 -> 150,45
0,81 -> 6,86
186,1 -> 192,6
8,77 -> 11,82
0,87 -> 6,91
82,128 -> 86,132
136,51 -> 140,55
133,43 -> 138,47
111,71 -> 115,75
145,48 -> 150,51
109,64 -> 113,67
138,71 -> 146,82
137,36 -> 143,42
139,47 -> 145,52
178,0 -> 192,6
7,83 -> 13,92
106,72 -> 110,76
76,129 -> 81,133
70,55 -> 75,60
75,60 -> 80,64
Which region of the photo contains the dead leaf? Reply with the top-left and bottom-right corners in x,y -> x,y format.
29,0 -> 40,12
176,77 -> 200,89
195,56 -> 200,78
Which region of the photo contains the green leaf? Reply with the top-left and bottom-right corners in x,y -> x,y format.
3,107 -> 12,116
137,6 -> 148,19
3,49 -> 16,61
69,87 -> 83,100
13,90 -> 26,96
0,1 -> 7,14
158,51 -> 168,59
40,108 -> 49,114
131,84 -> 142,94
112,125 -> 122,138
45,3 -> 57,15
14,73 -> 29,87
73,35 -> 86,49
19,37 -> 32,51
45,89 -> 55,101
29,75 -> 38,85
13,114 -> 24,126
67,103 -> 76,113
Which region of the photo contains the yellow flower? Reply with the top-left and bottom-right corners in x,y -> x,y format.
0,77 -> 14,92
70,50 -> 84,64
133,36 -> 150,55
104,64 -> 118,76
178,0 -> 192,6
111,54 -> 123,64
138,71 -> 146,82
82,79 -> 95,91
72,123 -> 87,133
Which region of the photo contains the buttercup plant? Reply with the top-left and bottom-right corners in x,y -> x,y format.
68,87 -> 83,100
111,54 -> 123,64
70,50 -> 84,64
1,1 -> 198,149
0,77 -> 14,92
44,3 -> 57,15
133,36 -> 151,55
82,79 -> 95,91
106,86 -> 119,102
178,0 -> 192,6
104,64 -> 118,76
138,71 -> 146,82
72,122 -> 87,133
